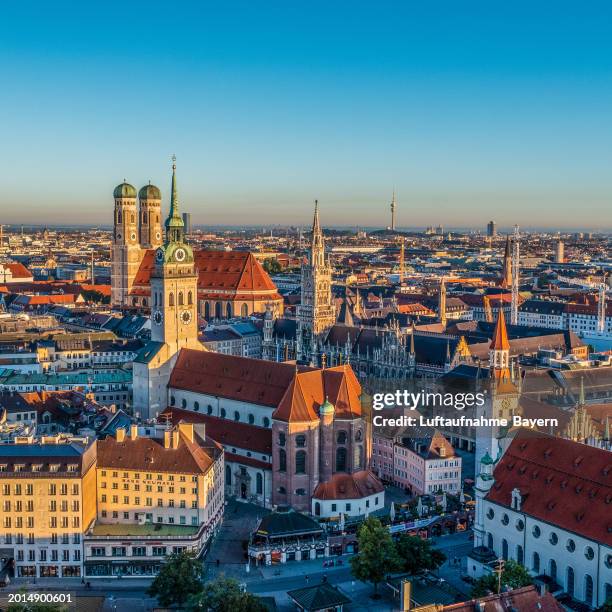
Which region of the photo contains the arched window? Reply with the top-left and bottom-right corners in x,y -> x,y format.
278,449 -> 287,472
142,211 -> 148,224
516,544 -> 523,566
549,559 -> 557,581
566,566 -> 574,596
220,408 -> 226,418
234,411 -> 240,422
263,417 -> 270,428
532,552 -> 540,573
295,451 -> 306,474
314,502 -> 321,516
188,291 -> 193,305
215,302 -> 222,319
178,292 -> 184,306
256,473 -> 263,495
169,292 -> 174,307
225,465 -> 231,486
117,210 -> 122,224
131,213 -> 135,223
295,435 -> 306,448
248,413 -> 254,425
226,303 -> 232,319
170,396 -> 176,406
278,432 -> 286,447
336,447 -> 347,472
181,398 -> 187,409
241,304 -> 248,317
132,297 -> 138,307
337,431 -> 347,444
355,430 -> 363,442
502,539 -> 508,560
207,404 -> 213,415
194,401 -> 199,411
353,445 -> 363,470
204,302 -> 210,320
487,533 -> 493,550
584,575 -> 593,606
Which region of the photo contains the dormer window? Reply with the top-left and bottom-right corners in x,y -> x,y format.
49,464 -> 60,472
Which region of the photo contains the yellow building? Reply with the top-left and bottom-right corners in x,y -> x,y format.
84,422 -> 223,577
0,435 -> 97,579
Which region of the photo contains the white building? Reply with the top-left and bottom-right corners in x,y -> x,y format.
469,430 -> 612,609
311,471 -> 385,518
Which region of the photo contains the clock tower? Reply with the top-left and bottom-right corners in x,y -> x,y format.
133,157 -> 204,419
150,156 -> 200,351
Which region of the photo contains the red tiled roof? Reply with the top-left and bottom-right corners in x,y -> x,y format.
160,407 -> 272,455
273,366 -> 362,423
4,262 -> 33,279
443,585 -> 563,612
312,470 -> 383,500
131,249 -> 278,294
486,430 -> 612,545
169,349 -> 306,407
97,428 -> 216,474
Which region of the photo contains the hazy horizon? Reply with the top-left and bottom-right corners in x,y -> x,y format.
2,2 -> 612,228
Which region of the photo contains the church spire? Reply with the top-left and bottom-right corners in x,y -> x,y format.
310,199 -> 325,267
165,155 -> 185,244
500,235 -> 512,288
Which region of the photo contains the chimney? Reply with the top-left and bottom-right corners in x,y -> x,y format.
116,428 -> 126,443
171,430 -> 180,449
130,424 -> 138,440
178,422 -> 194,443
163,430 -> 171,449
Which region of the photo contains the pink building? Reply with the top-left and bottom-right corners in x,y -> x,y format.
372,430 -> 461,496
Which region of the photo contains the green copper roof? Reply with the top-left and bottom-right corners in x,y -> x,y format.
480,451 -> 494,465
165,156 -> 184,234
114,182 -> 137,199
139,183 -> 161,200
319,397 -> 335,416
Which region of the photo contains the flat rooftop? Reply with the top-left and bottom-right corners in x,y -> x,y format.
89,523 -> 200,538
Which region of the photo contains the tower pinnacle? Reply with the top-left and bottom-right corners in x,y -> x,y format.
165,155 -> 185,244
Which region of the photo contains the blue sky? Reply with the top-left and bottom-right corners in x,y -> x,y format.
1,1 -> 611,229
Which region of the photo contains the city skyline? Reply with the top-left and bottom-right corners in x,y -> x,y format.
2,1 -> 612,228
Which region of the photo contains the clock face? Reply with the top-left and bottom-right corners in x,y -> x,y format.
181,310 -> 192,325
174,248 -> 186,262
153,310 -> 163,325
155,231 -> 161,241
155,249 -> 164,263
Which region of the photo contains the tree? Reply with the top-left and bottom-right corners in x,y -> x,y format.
350,516 -> 401,598
146,551 -> 203,607
186,576 -> 267,612
81,289 -> 110,304
600,598 -> 612,612
394,533 -> 446,575
471,559 -> 533,598
263,258 -> 281,274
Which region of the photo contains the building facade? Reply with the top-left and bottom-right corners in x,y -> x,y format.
84,422 -> 223,577
111,163 -> 282,317
0,435 -> 96,579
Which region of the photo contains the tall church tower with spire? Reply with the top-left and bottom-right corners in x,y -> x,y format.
133,157 -> 205,419
500,236 -> 512,288
296,201 -> 335,363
